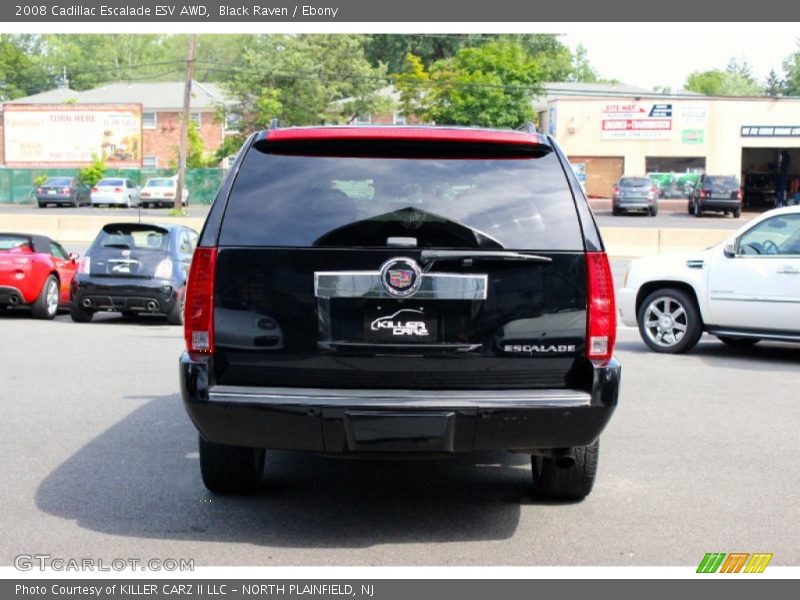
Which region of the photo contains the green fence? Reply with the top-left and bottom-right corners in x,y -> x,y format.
0,168 -> 225,205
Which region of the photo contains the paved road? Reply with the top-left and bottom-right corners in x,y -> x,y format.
0,308 -> 797,567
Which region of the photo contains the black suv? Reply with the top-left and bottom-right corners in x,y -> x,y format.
180,126 -> 621,500
689,175 -> 742,218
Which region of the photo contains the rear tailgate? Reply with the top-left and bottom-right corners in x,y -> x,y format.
211,135 -> 591,391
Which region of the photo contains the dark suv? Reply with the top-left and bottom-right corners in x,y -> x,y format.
180,126 -> 621,500
689,175 -> 742,218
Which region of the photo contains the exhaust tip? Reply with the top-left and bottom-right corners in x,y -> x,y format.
9,295 -> 20,305
146,301 -> 159,312
554,456 -> 576,469
81,298 -> 93,308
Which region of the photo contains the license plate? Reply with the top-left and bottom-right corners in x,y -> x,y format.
47,190 -> 56,194
363,304 -> 438,343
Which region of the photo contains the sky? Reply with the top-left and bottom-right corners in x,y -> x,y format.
563,32 -> 799,91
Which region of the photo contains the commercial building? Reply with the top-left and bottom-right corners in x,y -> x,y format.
537,83 -> 800,203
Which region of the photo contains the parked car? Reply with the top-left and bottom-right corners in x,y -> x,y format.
0,232 -> 78,319
140,177 -> 189,208
70,222 -> 199,324
90,178 -> 141,208
612,176 -> 658,216
618,206 -> 800,353
179,125 -> 621,499
36,177 -> 91,208
689,175 -> 742,218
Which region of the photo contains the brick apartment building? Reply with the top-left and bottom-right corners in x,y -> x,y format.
0,81 -> 234,169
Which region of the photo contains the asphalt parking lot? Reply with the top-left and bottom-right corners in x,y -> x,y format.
1,293 -> 798,567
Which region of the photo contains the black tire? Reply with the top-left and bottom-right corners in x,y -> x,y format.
70,302 -> 94,323
31,275 -> 60,320
532,440 -> 599,501
38,202 -> 46,209
695,204 -> 703,217
612,206 -> 621,216
199,436 -> 265,494
649,206 -> 658,217
688,200 -> 694,215
732,208 -> 741,218
718,336 -> 759,348
166,288 -> 184,326
637,287 -> 703,353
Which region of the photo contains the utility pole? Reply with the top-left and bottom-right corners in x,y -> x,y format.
176,34 -> 197,212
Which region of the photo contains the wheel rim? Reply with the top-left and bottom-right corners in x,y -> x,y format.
642,296 -> 688,348
46,280 -> 59,316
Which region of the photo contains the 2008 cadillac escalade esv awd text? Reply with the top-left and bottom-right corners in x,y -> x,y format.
179,126 -> 621,500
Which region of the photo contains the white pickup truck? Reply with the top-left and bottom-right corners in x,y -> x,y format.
618,206 -> 800,353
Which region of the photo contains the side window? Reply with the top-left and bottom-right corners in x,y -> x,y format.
179,231 -> 193,255
188,231 -> 199,252
50,242 -> 69,260
127,180 -> 135,189
739,214 -> 800,256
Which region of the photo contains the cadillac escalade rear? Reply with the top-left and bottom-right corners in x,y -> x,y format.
180,126 -> 620,499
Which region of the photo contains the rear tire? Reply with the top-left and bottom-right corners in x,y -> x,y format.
637,287 -> 703,353
199,436 -> 265,494
718,336 -> 759,348
38,202 -> 45,209
31,275 -> 59,320
166,288 -> 184,326
649,206 -> 658,217
732,208 -> 741,218
695,204 -> 703,217
612,206 -> 621,216
532,440 -> 599,501
688,201 -> 694,215
70,302 -> 94,323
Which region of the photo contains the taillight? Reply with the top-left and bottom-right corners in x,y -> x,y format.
114,187 -> 123,193
737,188 -> 742,200
164,191 -> 175,197
701,190 -> 709,198
77,257 -> 91,274
61,187 -> 70,193
612,185 -> 619,193
184,247 -> 216,358
586,252 -> 616,365
36,187 -> 43,194
92,187 -> 99,193
649,186 -> 656,193
154,258 -> 173,279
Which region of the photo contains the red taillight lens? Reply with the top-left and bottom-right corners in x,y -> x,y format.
184,247 -> 217,358
61,187 -> 70,193
586,252 -> 616,365
77,257 -> 91,274
114,187 -> 123,193
36,187 -> 43,194
737,188 -> 742,200
649,186 -> 656,193
613,185 -> 619,193
92,187 -> 99,193
701,190 -> 709,198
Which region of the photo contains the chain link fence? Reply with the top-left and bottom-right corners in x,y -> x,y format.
0,168 -> 225,205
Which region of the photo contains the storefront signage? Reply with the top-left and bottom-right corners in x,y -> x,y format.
601,103 -> 673,139
741,125 -> 800,137
682,129 -> 704,144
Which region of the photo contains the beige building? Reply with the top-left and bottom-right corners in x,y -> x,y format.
537,86 -> 800,203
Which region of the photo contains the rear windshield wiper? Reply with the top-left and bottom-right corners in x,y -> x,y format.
103,243 -> 131,249
420,249 -> 552,269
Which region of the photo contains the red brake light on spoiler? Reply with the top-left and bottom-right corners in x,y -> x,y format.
184,247 -> 217,358
586,252 -> 616,365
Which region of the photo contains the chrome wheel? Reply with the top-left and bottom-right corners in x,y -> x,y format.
46,279 -> 59,316
642,295 -> 688,348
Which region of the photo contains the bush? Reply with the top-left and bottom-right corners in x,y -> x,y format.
78,155 -> 106,187
33,175 -> 49,187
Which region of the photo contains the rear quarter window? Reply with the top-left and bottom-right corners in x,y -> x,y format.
219,142 -> 584,251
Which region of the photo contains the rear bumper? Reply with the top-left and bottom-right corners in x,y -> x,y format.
37,194 -> 73,204
91,194 -> 130,205
614,198 -> 656,210
698,199 -> 740,211
179,353 -> 621,454
72,276 -> 178,313
0,285 -> 28,305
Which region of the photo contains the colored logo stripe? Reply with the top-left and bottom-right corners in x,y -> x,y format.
697,553 -> 726,573
697,552 -> 773,573
744,553 -> 773,573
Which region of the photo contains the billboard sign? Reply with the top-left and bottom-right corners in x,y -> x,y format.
601,102 -> 673,140
3,104 -> 142,167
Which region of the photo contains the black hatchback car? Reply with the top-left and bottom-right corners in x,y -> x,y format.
36,177 -> 91,208
180,126 -> 621,500
70,222 -> 198,324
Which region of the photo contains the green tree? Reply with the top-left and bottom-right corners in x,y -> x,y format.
782,46 -> 800,95
425,41 -> 543,128
78,155 -> 106,187
0,35 -> 51,99
222,34 -> 388,129
764,69 -> 783,97
569,44 -> 599,82
394,53 -> 431,121
685,68 -> 761,96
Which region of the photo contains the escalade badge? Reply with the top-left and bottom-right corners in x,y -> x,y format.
380,257 -> 422,298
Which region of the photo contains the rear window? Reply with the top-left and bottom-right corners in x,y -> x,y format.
0,234 -> 30,251
220,142 -> 583,250
93,224 -> 169,251
620,178 -> 650,187
44,178 -> 73,187
145,179 -> 175,188
97,179 -> 125,187
705,176 -> 739,188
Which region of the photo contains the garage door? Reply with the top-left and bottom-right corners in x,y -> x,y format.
569,156 -> 624,198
